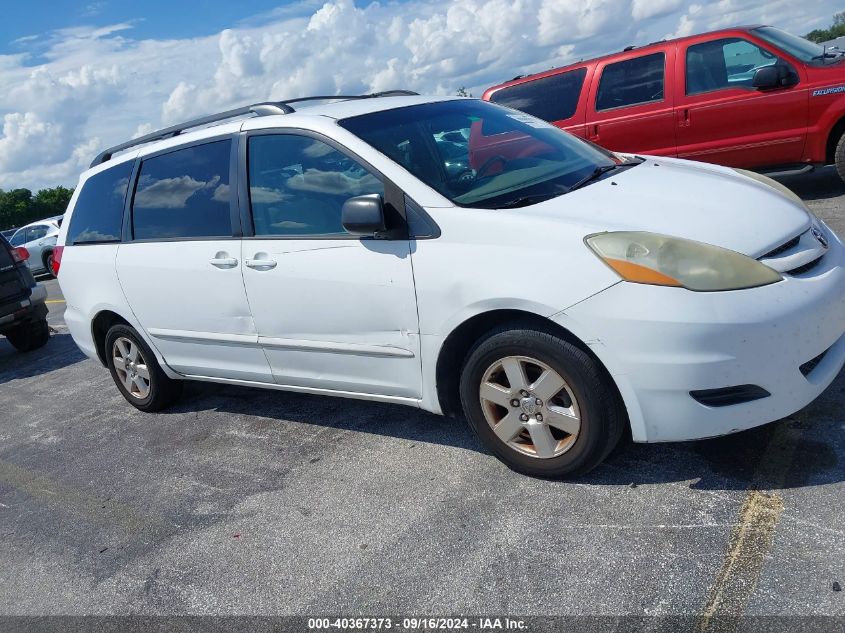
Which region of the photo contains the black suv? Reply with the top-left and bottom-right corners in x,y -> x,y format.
0,233 -> 49,352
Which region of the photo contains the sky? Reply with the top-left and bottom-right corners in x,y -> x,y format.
0,0 -> 840,191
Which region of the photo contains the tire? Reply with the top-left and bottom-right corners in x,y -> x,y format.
5,318 -> 50,352
43,251 -> 55,278
835,132 -> 845,184
459,324 -> 625,478
105,324 -> 182,412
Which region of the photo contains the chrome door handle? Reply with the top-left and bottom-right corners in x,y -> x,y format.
245,259 -> 277,269
210,257 -> 238,268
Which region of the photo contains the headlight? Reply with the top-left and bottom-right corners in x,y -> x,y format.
585,232 -> 783,291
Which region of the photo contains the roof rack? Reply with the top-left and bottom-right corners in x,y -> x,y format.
90,90 -> 419,167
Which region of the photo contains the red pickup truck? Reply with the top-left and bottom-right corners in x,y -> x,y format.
482,25 -> 845,181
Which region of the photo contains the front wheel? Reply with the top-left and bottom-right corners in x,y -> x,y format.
105,324 -> 182,412
835,132 -> 845,184
459,326 -> 624,478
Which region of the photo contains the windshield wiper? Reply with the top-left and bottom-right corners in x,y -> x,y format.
497,192 -> 562,208
567,164 -> 619,192
568,160 -> 641,193
495,160 -> 641,208
812,49 -> 845,61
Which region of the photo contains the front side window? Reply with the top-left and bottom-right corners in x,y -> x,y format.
132,139 -> 232,240
596,53 -> 665,111
247,135 -> 384,237
686,38 -> 779,95
489,68 -> 588,123
340,99 -> 617,209
66,160 -> 133,245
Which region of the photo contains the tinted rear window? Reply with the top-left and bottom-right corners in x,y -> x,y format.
67,161 -> 133,244
596,53 -> 665,111
132,140 -> 232,240
489,68 -> 587,122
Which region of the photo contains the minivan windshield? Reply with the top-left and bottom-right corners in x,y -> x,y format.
339,100 -> 622,209
752,26 -> 833,63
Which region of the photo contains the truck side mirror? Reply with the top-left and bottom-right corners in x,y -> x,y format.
753,65 -> 798,90
752,66 -> 780,89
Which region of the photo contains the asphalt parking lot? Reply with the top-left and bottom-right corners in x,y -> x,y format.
0,168 -> 843,624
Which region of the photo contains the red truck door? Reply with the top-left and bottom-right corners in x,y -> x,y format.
585,46 -> 677,156
674,35 -> 808,168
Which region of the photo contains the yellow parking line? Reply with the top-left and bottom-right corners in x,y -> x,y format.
696,413 -> 804,632
45,299 -> 65,304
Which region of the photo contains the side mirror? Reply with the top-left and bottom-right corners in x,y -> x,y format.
341,194 -> 386,236
752,66 -> 780,89
753,65 -> 798,90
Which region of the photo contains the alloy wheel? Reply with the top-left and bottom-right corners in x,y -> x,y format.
479,355 -> 581,459
112,336 -> 151,399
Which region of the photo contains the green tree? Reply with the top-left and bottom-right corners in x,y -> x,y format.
33,186 -> 74,217
455,86 -> 473,97
0,186 -> 74,231
805,11 -> 845,43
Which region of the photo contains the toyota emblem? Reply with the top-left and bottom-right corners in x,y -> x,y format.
812,226 -> 829,249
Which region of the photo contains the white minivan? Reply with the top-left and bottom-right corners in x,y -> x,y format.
55,93 -> 845,478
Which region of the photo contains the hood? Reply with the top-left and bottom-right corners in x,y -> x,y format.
525,157 -> 811,257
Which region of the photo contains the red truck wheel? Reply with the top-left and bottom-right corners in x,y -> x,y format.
835,133 -> 845,184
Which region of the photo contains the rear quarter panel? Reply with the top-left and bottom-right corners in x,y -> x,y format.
57,162 -> 171,371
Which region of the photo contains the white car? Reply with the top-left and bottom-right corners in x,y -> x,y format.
54,93 -> 844,477
9,217 -> 62,277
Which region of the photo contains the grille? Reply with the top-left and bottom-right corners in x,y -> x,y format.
786,256 -> 823,276
763,235 -> 801,258
800,349 -> 829,377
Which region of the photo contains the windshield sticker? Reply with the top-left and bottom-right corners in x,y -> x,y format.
812,85 -> 845,96
507,113 -> 547,128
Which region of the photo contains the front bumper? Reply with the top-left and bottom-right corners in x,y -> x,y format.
554,238 -> 845,443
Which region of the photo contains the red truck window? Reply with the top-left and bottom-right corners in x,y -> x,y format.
489,68 -> 587,123
686,38 -> 779,95
596,52 -> 665,112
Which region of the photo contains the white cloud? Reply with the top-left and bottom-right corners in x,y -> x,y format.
632,0 -> 684,21
134,174 -> 222,209
132,123 -> 153,139
0,0 -> 840,191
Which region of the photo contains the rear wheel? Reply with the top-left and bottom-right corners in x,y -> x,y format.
459,325 -> 624,478
105,324 -> 182,412
835,131 -> 845,184
5,318 -> 50,352
43,251 -> 55,278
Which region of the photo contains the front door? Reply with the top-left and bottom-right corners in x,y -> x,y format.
116,137 -> 273,383
675,36 -> 807,167
239,132 -> 421,400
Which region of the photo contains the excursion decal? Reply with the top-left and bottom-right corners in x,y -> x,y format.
812,85 -> 845,97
